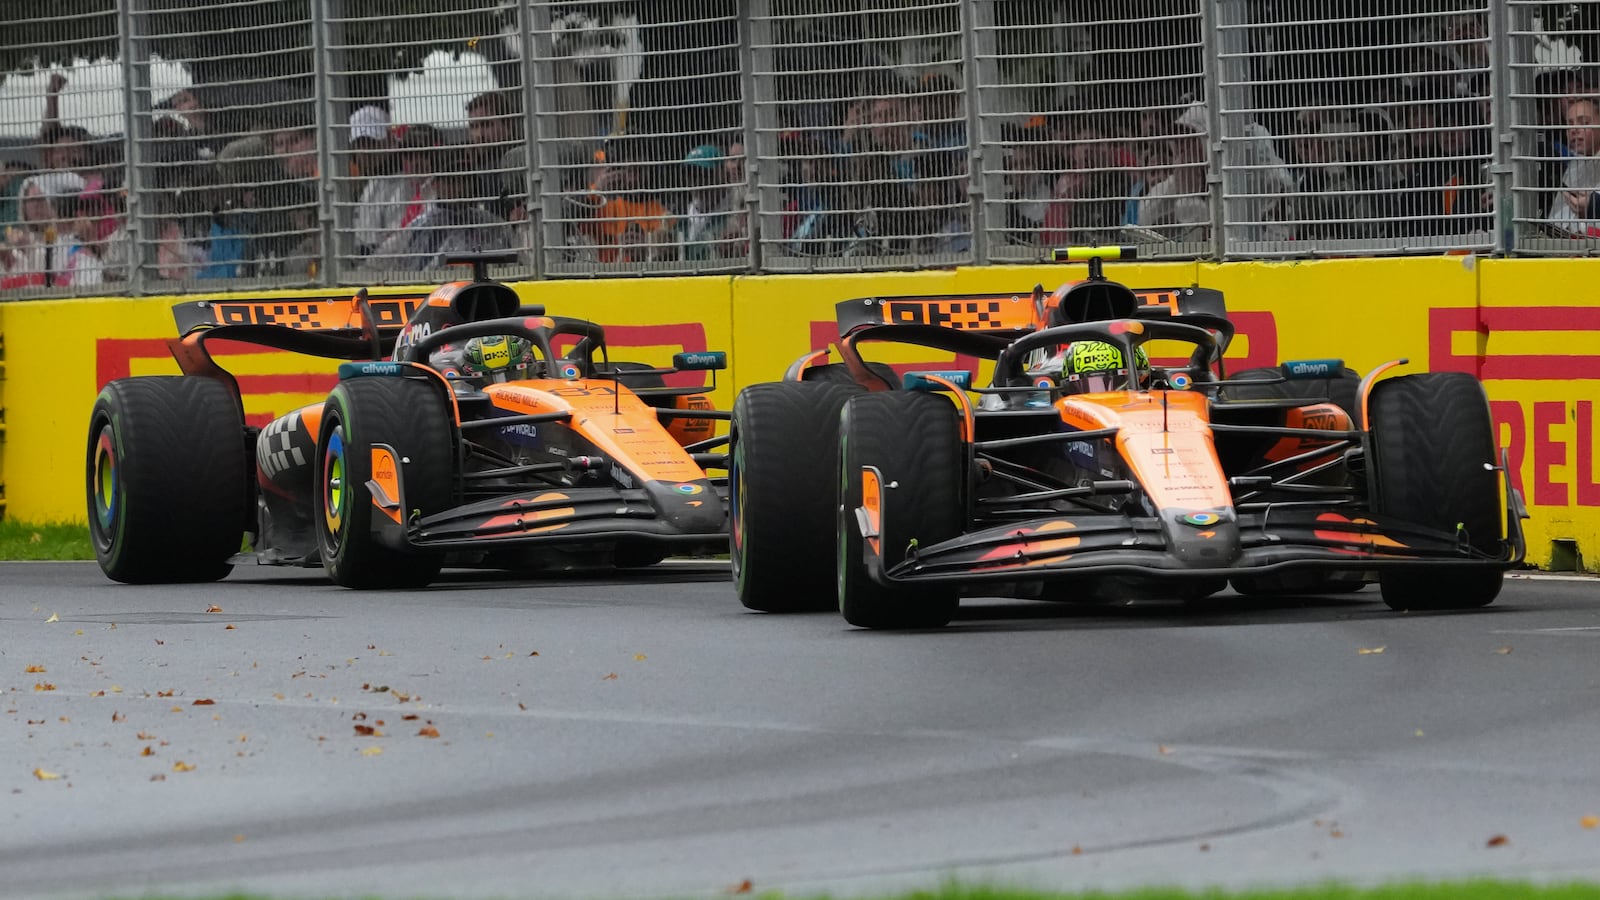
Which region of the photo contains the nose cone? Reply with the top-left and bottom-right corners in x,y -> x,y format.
645,478 -> 727,534
1162,508 -> 1241,568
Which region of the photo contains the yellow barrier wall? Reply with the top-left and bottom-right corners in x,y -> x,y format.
1,257 -> 1593,570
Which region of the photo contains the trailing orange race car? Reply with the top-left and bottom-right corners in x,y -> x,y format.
87,254 -> 730,589
730,247 -> 1527,629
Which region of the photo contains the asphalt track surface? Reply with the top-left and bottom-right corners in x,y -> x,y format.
3,562 -> 1600,900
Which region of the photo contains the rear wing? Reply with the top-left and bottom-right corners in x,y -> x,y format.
834,286 -> 1228,338
172,292 -> 429,339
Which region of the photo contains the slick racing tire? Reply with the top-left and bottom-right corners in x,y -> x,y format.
86,376 -> 248,584
800,361 -> 900,391
1229,365 -> 1362,427
837,391 -> 963,630
1368,372 -> 1504,611
316,377 -> 454,589
731,381 -> 862,612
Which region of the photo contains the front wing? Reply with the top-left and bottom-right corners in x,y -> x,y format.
853,491 -> 1527,589
364,447 -> 729,554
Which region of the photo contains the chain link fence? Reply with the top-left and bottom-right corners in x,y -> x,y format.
4,0 -> 1600,297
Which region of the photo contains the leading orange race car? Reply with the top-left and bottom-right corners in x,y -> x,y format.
731,246 -> 1527,629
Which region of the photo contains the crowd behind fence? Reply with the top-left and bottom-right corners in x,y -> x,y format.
3,0 -> 1600,299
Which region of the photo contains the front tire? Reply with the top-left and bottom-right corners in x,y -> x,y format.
1368,372 -> 1504,610
837,392 -> 963,630
731,382 -> 862,612
86,376 -> 248,584
315,377 -> 454,589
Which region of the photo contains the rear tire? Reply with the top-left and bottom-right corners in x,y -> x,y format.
1228,365 -> 1368,597
86,376 -> 248,584
315,377 -> 454,589
800,361 -> 898,391
837,392 -> 963,630
1229,365 -> 1362,426
1368,372 -> 1504,610
731,382 -> 862,612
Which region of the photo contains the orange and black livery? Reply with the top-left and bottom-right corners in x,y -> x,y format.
87,254 -> 730,589
732,246 -> 1527,629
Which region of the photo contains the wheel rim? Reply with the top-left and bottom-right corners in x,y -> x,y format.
91,425 -> 118,549
322,426 -> 346,542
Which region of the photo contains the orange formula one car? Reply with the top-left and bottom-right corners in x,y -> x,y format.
730,247 -> 1527,629
87,255 -> 729,588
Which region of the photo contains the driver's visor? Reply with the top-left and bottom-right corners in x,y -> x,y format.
1065,369 -> 1129,394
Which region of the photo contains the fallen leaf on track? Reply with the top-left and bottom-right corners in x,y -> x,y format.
33,683 -> 56,692
1486,834 -> 1510,847
1582,816 -> 1599,830
1357,646 -> 1386,655
140,746 -> 154,757
602,672 -> 618,681
24,665 -> 45,673
1494,646 -> 1513,655
360,746 -> 383,757
33,769 -> 61,781
417,726 -> 440,738
192,699 -> 215,706
45,614 -> 58,623
353,725 -> 383,737
633,654 -> 647,661
725,879 -> 753,895
224,625 -> 236,631
172,761 -> 196,772
112,711 -> 124,723
205,605 -> 222,613
402,714 -> 419,721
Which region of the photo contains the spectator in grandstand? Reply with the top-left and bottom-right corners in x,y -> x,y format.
1043,114 -> 1133,247
55,189 -> 129,287
1394,99 -> 1490,237
272,122 -> 319,181
781,137 -> 852,257
1135,111 -> 1209,242
675,142 -> 746,262
0,172 -> 85,288
1288,113 -> 1378,242
465,91 -> 524,218
347,108 -> 411,257
1139,100 -> 1293,244
570,146 -> 674,263
366,153 -> 516,271
841,93 -> 929,254
1547,96 -> 1600,237
1001,118 -> 1055,245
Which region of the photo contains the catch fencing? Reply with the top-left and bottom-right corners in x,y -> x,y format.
3,0 -> 1600,297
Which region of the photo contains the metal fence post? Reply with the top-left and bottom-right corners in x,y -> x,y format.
116,0 -> 149,294
527,1 -> 566,276
310,0 -> 338,286
738,1 -> 761,273
747,0 -> 783,270
961,0 -> 992,267
517,0 -> 545,278
1488,0 -> 1512,256
1199,0 -> 1228,261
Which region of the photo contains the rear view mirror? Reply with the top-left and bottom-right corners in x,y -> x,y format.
903,370 -> 972,391
1281,359 -> 1344,380
674,351 -> 727,371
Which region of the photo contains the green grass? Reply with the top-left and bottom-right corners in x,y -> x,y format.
0,519 -> 93,561
100,883 -> 1600,900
